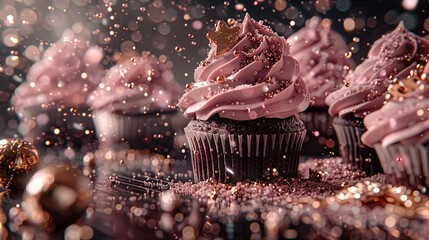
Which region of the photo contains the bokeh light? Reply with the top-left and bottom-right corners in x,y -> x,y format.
0,0 -> 427,140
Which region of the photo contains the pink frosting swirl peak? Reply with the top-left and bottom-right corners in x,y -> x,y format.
325,22 -> 429,118
12,30 -> 104,111
288,17 -> 356,107
178,14 -> 310,121
88,52 -> 183,114
362,62 -> 429,147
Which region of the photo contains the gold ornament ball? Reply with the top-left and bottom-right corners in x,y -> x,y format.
23,164 -> 91,230
0,138 -> 40,189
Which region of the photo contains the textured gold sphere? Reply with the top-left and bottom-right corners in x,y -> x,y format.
23,165 -> 90,230
0,138 -> 40,189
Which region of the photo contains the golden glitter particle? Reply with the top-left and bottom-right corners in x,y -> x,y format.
185,83 -> 193,91
81,72 -> 88,79
126,82 -> 135,89
206,21 -> 241,57
272,168 -> 279,176
265,77 -> 273,83
422,73 -> 428,81
385,93 -> 392,101
147,69 -> 154,76
216,75 -> 226,84
175,46 -> 183,53
344,51 -> 352,58
227,18 -> 235,25
342,80 -> 350,87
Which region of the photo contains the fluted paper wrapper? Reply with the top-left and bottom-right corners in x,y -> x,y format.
298,107 -> 338,156
332,117 -> 383,175
375,143 -> 429,189
18,107 -> 95,151
93,110 -> 177,153
185,128 -> 306,183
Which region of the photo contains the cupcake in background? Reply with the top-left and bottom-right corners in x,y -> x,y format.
179,14 -> 310,183
288,17 -> 355,156
88,52 -> 185,154
12,29 -> 104,152
325,22 -> 429,175
362,61 -> 429,190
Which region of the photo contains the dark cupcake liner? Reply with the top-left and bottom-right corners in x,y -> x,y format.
332,117 -> 383,175
18,107 -> 96,152
374,143 -> 429,189
93,110 -> 178,153
184,128 -> 306,183
298,107 -> 338,156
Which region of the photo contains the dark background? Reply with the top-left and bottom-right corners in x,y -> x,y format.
1,0 -> 429,138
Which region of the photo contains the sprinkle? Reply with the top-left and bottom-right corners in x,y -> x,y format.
216,75 -> 226,84
185,83 -> 193,91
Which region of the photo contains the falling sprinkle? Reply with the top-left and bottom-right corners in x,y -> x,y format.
344,51 -> 352,58
227,18 -> 235,25
175,46 -> 183,52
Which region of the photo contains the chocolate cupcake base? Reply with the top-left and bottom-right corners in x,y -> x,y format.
298,107 -> 338,156
332,116 -> 383,175
93,110 -> 181,155
185,116 -> 306,183
374,143 -> 429,190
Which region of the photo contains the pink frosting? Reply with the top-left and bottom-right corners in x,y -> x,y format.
288,17 -> 355,107
88,52 -> 183,114
12,30 -> 104,111
178,14 -> 310,121
325,22 -> 429,118
362,62 -> 429,147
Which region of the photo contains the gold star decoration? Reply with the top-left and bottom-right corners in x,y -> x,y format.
206,21 -> 241,57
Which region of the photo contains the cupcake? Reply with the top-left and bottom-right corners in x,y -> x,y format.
12,29 -> 104,152
178,14 -> 310,183
325,22 -> 429,175
88,52 -> 185,154
288,17 -> 355,156
362,61 -> 429,189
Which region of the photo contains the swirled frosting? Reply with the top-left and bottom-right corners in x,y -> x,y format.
325,22 -> 429,118
178,14 -> 310,121
12,30 -> 104,111
88,52 -> 183,114
288,17 -> 355,107
362,62 -> 429,147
